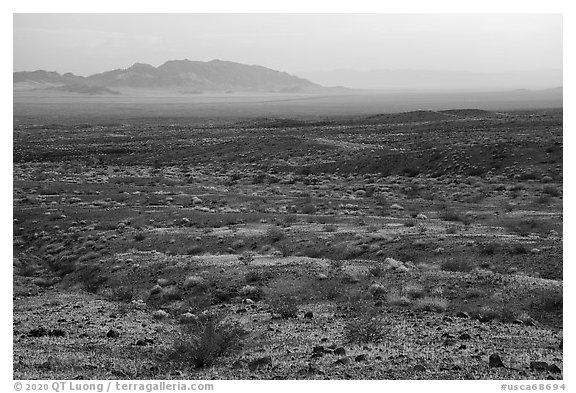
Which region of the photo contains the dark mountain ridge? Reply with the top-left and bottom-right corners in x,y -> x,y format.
14,59 -> 322,93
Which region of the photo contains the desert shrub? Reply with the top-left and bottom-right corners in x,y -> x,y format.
302,246 -> 327,259
441,259 -> 474,272
318,280 -> 341,301
475,306 -> 500,321
268,295 -> 299,318
440,209 -> 461,222
510,244 -> 528,254
323,224 -> 338,233
368,264 -> 387,277
542,185 -> 561,197
76,265 -> 108,293
186,245 -> 203,255
49,255 -> 77,276
446,226 -> 458,234
504,218 -> 550,236
335,243 -> 364,260
160,286 -> 183,302
110,286 -> 134,303
440,209 -> 471,225
404,220 -> 416,227
77,251 -> 102,263
169,315 -> 246,368
344,312 -> 387,343
386,290 -> 411,307
499,305 -> 517,323
238,251 -> 255,265
480,242 -> 500,255
404,284 -> 425,299
535,195 -> 552,205
414,296 -> 449,313
133,232 -> 146,241
231,239 -> 245,250
518,171 -> 539,181
245,270 -> 264,283
301,204 -> 316,215
266,226 -> 285,242
536,288 -> 563,312
464,288 -> 485,299
329,259 -> 344,270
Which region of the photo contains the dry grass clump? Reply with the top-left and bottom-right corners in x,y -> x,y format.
414,296 -> 449,313
268,295 -> 299,318
344,310 -> 387,343
169,315 -> 246,368
441,259 -> 474,273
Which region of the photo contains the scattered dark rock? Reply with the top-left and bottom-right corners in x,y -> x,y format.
355,354 -> 367,362
106,329 -> 119,338
459,333 -> 472,340
313,345 -> 325,354
413,364 -> 427,372
248,356 -> 272,371
548,364 -> 562,374
231,360 -> 245,370
28,327 -> 48,337
489,354 -> 505,368
28,327 -> 66,337
455,311 -> 470,318
332,356 -> 350,366
304,311 -> 313,319
530,361 -> 549,371
334,347 -> 346,356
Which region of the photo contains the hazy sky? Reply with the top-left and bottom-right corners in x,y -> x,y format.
13,14 -> 562,76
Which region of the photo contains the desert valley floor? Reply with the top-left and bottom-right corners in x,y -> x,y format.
13,108 -> 563,380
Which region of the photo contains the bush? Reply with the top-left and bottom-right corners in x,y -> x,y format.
323,224 -> 338,233
441,259 -> 474,273
266,226 -> 285,242
344,312 -> 387,343
414,296 -> 449,313
269,295 -> 299,318
245,270 -> 264,283
480,242 -> 500,256
238,251 -> 255,265
76,265 -> 108,293
301,204 -> 316,215
169,315 -> 246,368
186,246 -> 203,255
404,284 -> 425,299
368,264 -> 387,277
133,232 -> 146,241
542,185 -> 561,197
386,290 -> 411,307
504,218 -> 550,236
536,288 -> 563,312
110,286 -> 134,303
510,244 -> 528,254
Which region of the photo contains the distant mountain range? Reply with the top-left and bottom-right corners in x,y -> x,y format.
13,59 -> 322,94
13,60 -> 563,95
296,68 -> 563,91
